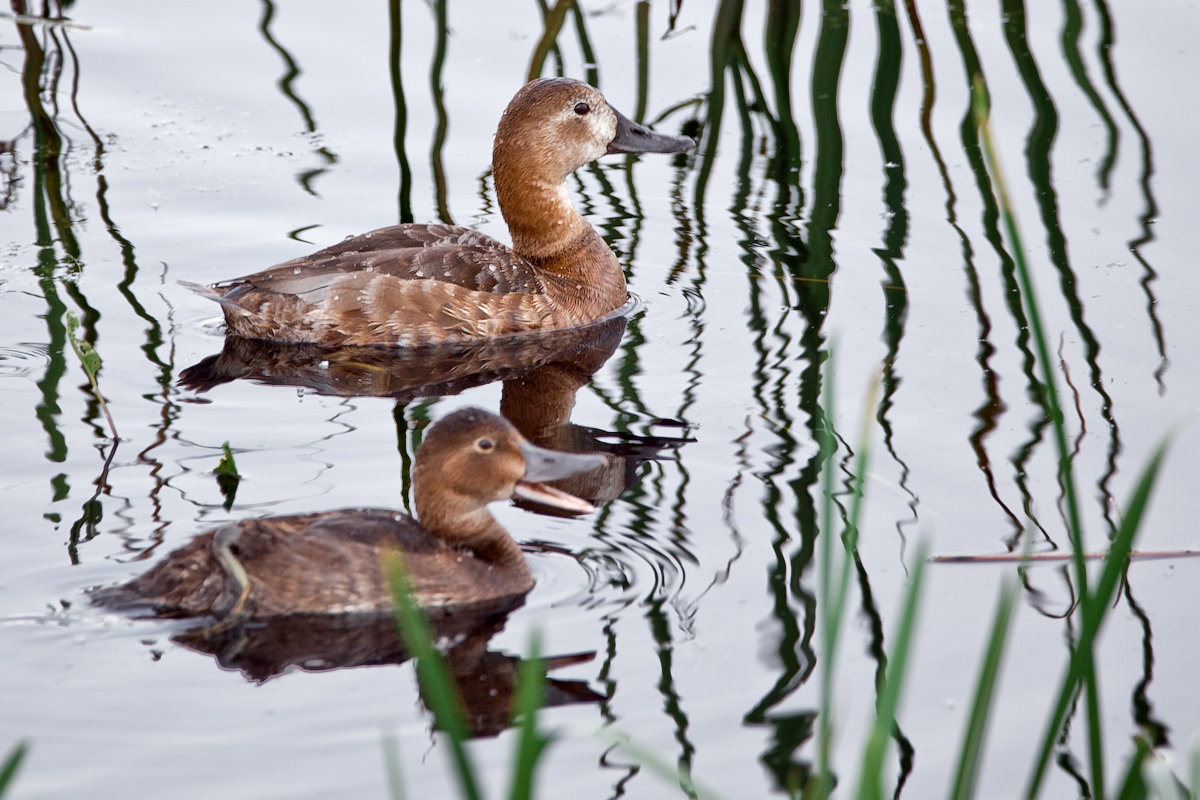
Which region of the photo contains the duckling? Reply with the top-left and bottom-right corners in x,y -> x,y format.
185,78 -> 693,346
92,407 -> 606,619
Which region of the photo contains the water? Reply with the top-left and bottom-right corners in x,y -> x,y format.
3,1 -> 1199,797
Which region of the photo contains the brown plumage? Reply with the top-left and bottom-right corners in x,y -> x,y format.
186,78 -> 693,346
91,408 -> 606,619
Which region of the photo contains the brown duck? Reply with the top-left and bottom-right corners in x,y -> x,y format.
184,78 -> 693,346
92,407 -> 605,619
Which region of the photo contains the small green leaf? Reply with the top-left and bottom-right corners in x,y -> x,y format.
66,312 -> 102,380
215,442 -> 241,510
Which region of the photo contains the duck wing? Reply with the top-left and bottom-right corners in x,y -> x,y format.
184,223 -> 566,344
219,223 -> 545,297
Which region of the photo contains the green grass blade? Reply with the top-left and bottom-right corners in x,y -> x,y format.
381,729 -> 407,800
1192,738 -> 1200,800
948,575 -> 1019,800
384,552 -> 481,800
1025,442 -> 1168,797
508,631 -> 550,800
1112,736 -> 1150,800
0,741 -> 28,799
854,540 -> 928,800
813,358 -> 841,799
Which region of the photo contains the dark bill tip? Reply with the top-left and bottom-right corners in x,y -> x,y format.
606,105 -> 694,156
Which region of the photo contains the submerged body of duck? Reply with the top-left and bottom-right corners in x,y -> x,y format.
187,78 -> 693,347
92,408 -> 605,619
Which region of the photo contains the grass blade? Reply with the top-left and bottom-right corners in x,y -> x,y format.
1025,442 -> 1168,797
0,741 -> 28,799
381,729 -> 407,800
384,552 -> 481,800
948,575 -> 1019,800
812,359 -> 842,799
508,631 -> 550,800
854,540 -> 928,800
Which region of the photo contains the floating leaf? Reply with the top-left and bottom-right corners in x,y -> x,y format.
215,442 -> 241,510
66,312 -> 102,379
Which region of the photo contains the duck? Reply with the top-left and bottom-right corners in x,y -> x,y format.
91,407 -> 607,619
184,78 -> 694,347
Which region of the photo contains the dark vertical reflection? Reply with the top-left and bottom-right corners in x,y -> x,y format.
568,2 -> 600,89
692,0 -> 740,217
258,0 -> 339,195
428,0 -> 453,224
633,1 -> 650,123
528,0 -> 569,81
15,2 -> 184,557
728,3 -> 821,794
946,2 -> 1053,551
868,0 -> 919,563
648,598 -> 699,797
15,3 -> 75,513
388,0 -> 413,223
867,3 -> 916,790
1058,0 -> 1117,195
1092,0 -> 1167,389
1000,0 -> 1122,549
1123,582 -> 1168,747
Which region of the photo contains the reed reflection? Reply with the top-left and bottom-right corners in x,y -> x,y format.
257,1 -> 339,196
686,0 -> 1169,791
9,2 -> 182,556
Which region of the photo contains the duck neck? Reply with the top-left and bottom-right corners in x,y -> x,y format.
493,158 -> 627,315
419,503 -> 531,576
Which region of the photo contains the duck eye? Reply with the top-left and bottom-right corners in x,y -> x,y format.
475,437 -> 495,453
574,101 -> 590,116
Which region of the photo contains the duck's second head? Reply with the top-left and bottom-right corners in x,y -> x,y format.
413,407 -> 606,560
493,77 -> 693,185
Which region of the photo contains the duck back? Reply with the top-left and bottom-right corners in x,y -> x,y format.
92,508 -> 534,619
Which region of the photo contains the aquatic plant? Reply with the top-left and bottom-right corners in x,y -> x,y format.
0,741 -> 28,799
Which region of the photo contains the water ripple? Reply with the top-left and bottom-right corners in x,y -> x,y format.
0,342 -> 51,379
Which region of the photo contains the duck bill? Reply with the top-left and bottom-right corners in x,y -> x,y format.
513,480 -> 596,515
519,440 -> 607,482
606,105 -> 694,155
514,440 -> 606,513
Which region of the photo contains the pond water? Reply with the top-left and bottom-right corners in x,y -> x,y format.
3,1 -> 1199,798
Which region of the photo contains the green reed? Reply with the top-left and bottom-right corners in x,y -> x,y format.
382,549 -> 724,800
383,552 -> 550,800
972,77 -> 1173,799
801,78 -> 1177,800
0,741 -> 28,799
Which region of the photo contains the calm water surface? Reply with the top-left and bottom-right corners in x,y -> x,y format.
3,2 -> 1199,798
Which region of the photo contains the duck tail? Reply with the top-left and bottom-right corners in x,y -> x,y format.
179,280 -> 241,310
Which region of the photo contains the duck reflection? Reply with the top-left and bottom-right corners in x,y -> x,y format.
170,611 -> 604,737
180,312 -> 693,504
180,308 -> 631,401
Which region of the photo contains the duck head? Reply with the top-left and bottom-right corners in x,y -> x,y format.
493,77 -> 693,182
413,407 -> 605,557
